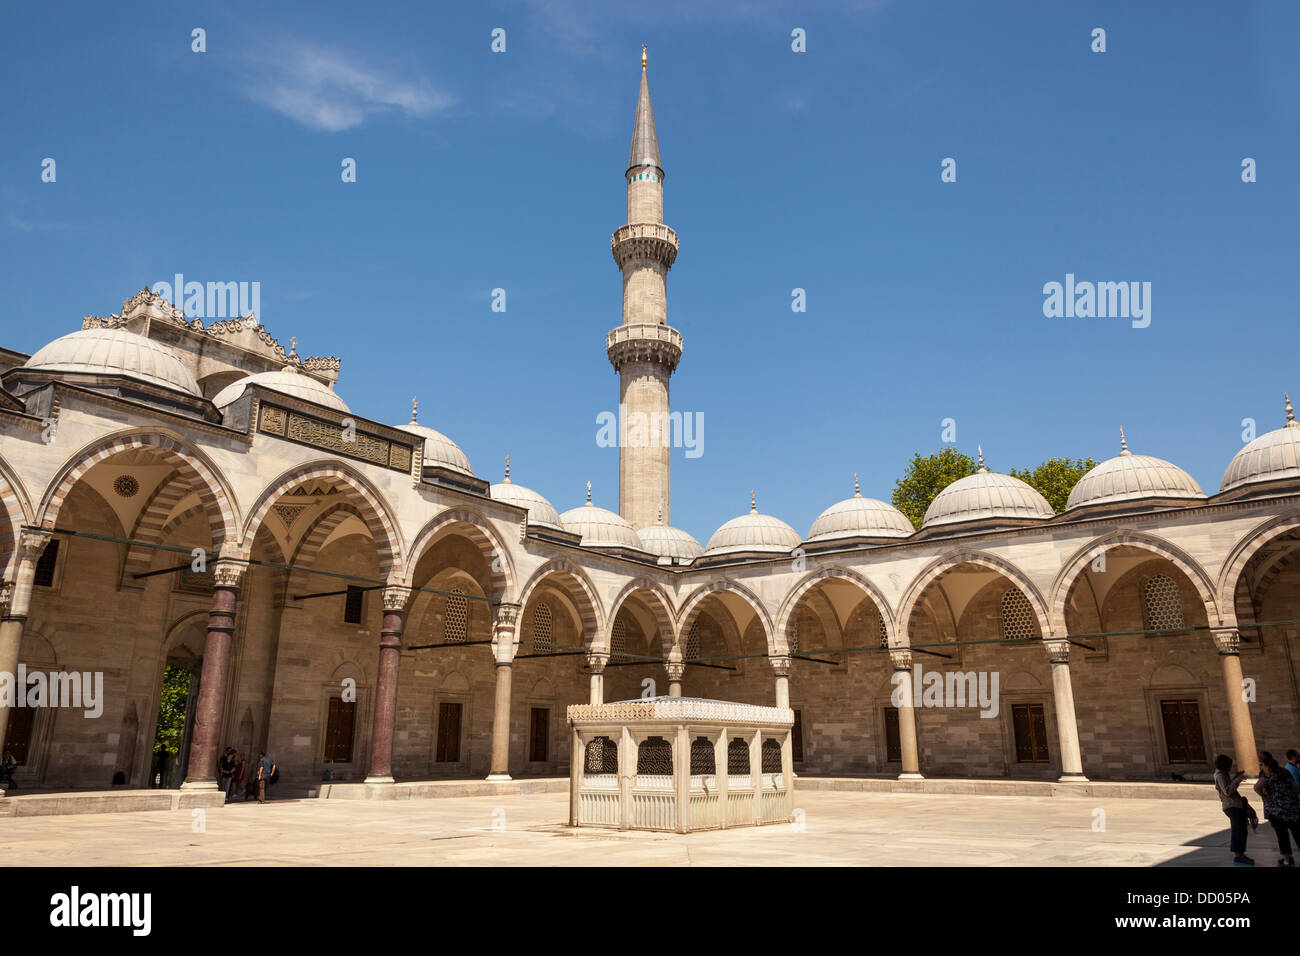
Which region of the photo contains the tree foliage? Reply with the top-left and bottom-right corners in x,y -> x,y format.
1010,457 -> 1098,513
891,448 -> 979,529
153,665 -> 192,758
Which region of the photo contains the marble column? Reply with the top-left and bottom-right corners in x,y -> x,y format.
0,529 -> 49,762
487,602 -> 521,781
665,645 -> 684,698
1213,628 -> 1259,776
770,655 -> 791,709
364,584 -> 409,785
587,652 -> 608,705
1044,638 -> 1088,782
890,648 -> 923,780
181,559 -> 246,790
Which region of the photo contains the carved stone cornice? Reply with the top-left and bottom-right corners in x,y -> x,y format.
889,648 -> 914,671
611,223 -> 678,270
606,323 -> 683,374
568,697 -> 792,727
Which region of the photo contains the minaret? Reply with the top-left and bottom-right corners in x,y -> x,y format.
608,46 -> 682,529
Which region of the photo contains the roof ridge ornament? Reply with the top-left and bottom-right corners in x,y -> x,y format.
411,395 -> 419,424
1287,392 -> 1296,427
853,472 -> 861,497
1119,426 -> 1131,455
503,455 -> 511,483
977,446 -> 986,473
586,480 -> 593,506
750,490 -> 757,513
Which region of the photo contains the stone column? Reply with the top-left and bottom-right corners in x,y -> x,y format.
487,602 -> 521,781
716,729 -> 729,829
181,559 -> 246,790
1213,628 -> 1259,776
675,723 -> 690,833
665,645 -> 684,698
890,649 -> 923,780
587,652 -> 608,705
569,728 -> 582,826
364,585 -> 409,785
770,656 -> 791,709
1044,639 -> 1088,782
0,529 -> 49,761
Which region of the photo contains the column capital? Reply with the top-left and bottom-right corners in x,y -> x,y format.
18,528 -> 52,560
0,581 -> 12,619
1043,638 -> 1071,664
493,601 -> 522,629
382,585 -> 411,612
587,652 -> 609,673
769,655 -> 791,677
665,661 -> 685,681
888,648 -> 913,671
1211,628 -> 1241,656
211,558 -> 248,590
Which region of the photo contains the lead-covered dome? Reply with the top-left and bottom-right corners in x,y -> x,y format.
1067,430 -> 1204,510
396,399 -> 472,476
1222,395 -> 1300,493
560,487 -> 644,550
808,475 -> 914,541
23,328 -> 200,396
922,451 -> 1054,529
705,493 -> 802,555
489,462 -> 563,529
637,520 -> 704,560
213,366 -> 349,413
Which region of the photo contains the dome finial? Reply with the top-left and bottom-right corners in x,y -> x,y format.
1119,426 -> 1130,455
657,501 -> 664,525
586,480 -> 593,505
1287,392 -> 1295,425
977,446 -> 986,472
750,489 -> 757,513
503,455 -> 511,484
853,472 -> 861,497
642,44 -> 647,69
411,395 -> 418,424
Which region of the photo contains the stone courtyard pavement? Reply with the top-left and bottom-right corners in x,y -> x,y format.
0,789 -> 1242,866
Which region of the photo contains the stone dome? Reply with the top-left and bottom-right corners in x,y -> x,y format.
808,476 -> 914,541
1067,430 -> 1204,510
396,401 -> 472,476
489,472 -> 563,529
1222,396 -> 1300,493
213,366 -> 349,413
23,328 -> 201,396
922,452 -> 1054,529
637,522 -> 704,561
560,489 -> 644,550
705,494 -> 802,555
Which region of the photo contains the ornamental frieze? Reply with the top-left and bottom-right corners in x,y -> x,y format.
257,403 -> 413,473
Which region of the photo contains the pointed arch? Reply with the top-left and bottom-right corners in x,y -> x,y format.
776,565 -> 895,650
38,428 -> 238,549
516,557 -> 605,649
238,460 -> 404,579
1049,529 -> 1221,636
122,471 -> 196,579
607,576 -> 677,652
1216,510 -> 1300,616
0,452 -> 34,580
677,578 -> 775,655
897,549 -> 1050,644
403,506 -> 515,601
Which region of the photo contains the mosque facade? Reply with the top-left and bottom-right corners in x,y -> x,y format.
2,56 -> 1299,796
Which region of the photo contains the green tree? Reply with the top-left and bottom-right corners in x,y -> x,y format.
1010,457 -> 1098,513
153,665 -> 192,758
891,448 -> 979,530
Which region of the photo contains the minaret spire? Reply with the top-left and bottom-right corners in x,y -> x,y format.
628,49 -> 662,175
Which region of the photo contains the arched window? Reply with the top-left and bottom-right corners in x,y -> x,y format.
690,736 -> 715,775
685,620 -> 700,660
1000,588 -> 1037,641
761,739 -> 782,773
637,736 -> 672,774
727,738 -> 750,775
611,617 -> 628,662
1143,574 -> 1184,631
585,735 -> 618,774
444,588 -> 468,643
789,620 -> 799,655
878,616 -> 889,649
532,602 -> 553,651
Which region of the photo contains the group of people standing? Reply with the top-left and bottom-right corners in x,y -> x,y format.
216,748 -> 277,804
1215,749 -> 1300,866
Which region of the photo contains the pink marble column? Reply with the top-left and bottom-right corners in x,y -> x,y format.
487,602 -> 521,781
365,585 -> 409,784
181,559 -> 245,790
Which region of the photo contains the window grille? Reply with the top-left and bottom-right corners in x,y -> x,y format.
1000,588 -> 1037,641
611,617 -> 628,662
761,739 -> 782,773
532,602 -> 553,651
727,737 -> 750,775
878,616 -> 889,648
637,736 -> 672,775
686,620 -> 700,659
33,539 -> 59,588
343,585 -> 364,624
1143,574 -> 1184,632
585,735 -> 618,774
690,736 -> 715,774
444,588 -> 468,643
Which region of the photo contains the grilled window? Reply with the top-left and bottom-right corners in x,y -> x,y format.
761,739 -> 782,773
585,735 -> 618,774
610,617 -> 628,662
33,538 -> 59,588
727,737 -> 750,775
637,736 -> 672,775
532,602 -> 553,651
1143,574 -> 1184,632
1000,588 -> 1037,641
689,736 -> 715,774
343,585 -> 364,624
444,588 -> 468,643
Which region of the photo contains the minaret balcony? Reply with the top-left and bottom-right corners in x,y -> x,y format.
611,223 -> 679,270
606,323 -> 683,373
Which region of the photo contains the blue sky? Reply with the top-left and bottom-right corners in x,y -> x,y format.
2,0 -> 1297,545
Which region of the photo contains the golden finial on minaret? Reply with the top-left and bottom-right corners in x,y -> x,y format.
411,396 -> 419,423
642,44 -> 647,69
503,455 -> 511,483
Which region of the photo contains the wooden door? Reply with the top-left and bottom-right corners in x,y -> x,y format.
436,702 -> 462,763
528,708 -> 549,762
1160,699 -> 1206,764
1012,703 -> 1050,763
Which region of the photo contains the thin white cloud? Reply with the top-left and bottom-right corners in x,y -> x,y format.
240,41 -> 455,132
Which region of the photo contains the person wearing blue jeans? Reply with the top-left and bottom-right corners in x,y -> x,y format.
1215,754 -> 1254,866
